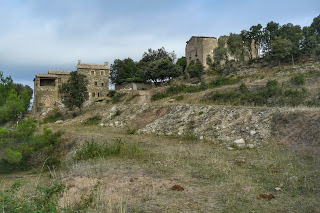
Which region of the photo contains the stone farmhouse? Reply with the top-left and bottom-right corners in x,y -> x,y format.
32,60 -> 109,113
185,36 -> 258,70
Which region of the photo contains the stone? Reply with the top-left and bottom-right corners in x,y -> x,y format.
275,187 -> 281,191
227,147 -> 234,150
199,136 -> 204,140
99,123 -> 104,127
55,120 -> 63,124
250,130 -> 256,136
234,139 -> 246,148
247,144 -> 255,149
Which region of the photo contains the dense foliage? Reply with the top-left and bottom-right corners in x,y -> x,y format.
0,119 -> 63,173
0,72 -> 32,124
206,14 -> 320,73
59,71 -> 88,112
110,47 -> 183,85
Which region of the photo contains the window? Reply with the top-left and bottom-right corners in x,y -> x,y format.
101,83 -> 104,87
91,70 -> 95,75
94,81 -> 97,86
92,92 -> 95,98
100,71 -> 104,75
98,93 -> 100,97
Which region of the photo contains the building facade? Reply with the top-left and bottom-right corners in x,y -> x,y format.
32,61 -> 109,113
185,36 -> 259,70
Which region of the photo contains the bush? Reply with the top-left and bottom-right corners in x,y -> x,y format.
290,73 -> 305,85
0,120 -> 63,173
84,115 -> 101,125
203,81 -> 308,107
43,108 -> 64,123
175,95 -> 184,101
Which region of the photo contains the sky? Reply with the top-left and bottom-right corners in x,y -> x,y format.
0,0 -> 319,88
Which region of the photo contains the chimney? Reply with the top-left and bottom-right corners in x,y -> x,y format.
105,62 -> 109,67
78,60 -> 81,65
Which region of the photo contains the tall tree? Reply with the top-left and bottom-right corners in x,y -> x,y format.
147,58 -> 183,82
262,21 -> 280,53
267,36 -> 293,70
187,60 -> 204,79
110,58 -> 138,85
59,71 -> 88,112
227,33 -> 244,62
176,56 -> 187,72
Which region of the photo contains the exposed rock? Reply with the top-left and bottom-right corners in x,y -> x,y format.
247,144 -> 255,149
250,130 -> 256,136
234,139 -> 246,148
55,120 -> 64,124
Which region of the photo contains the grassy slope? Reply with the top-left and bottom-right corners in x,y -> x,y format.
1,124 -> 319,212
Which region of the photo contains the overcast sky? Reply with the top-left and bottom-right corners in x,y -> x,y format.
0,0 -> 319,88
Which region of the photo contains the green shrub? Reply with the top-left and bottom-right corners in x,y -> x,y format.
0,181 -> 65,212
203,80 -> 307,107
290,73 -> 305,85
126,127 -> 137,135
3,148 -> 22,164
84,115 -> 101,125
175,95 -> 184,101
111,110 -> 122,119
43,108 -> 64,123
0,120 -> 63,173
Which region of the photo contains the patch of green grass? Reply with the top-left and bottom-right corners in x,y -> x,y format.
73,139 -> 142,161
83,115 -> 101,125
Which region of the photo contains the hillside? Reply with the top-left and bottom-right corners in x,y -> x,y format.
1,62 -> 320,212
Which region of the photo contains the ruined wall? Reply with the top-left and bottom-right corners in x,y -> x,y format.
77,61 -> 110,99
185,36 -> 218,70
115,82 -> 154,91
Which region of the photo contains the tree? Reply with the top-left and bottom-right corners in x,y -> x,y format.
309,14 -> 320,43
227,33 -> 244,62
267,36 -> 293,70
301,26 -> 318,54
0,89 -> 25,123
262,21 -> 280,53
187,60 -> 204,79
176,56 -> 187,71
146,58 -> 182,83
59,71 -> 88,112
110,58 -> 138,85
241,24 -> 263,59
137,47 -> 181,82
0,71 -> 13,107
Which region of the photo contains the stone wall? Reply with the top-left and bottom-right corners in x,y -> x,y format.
185,36 -> 218,70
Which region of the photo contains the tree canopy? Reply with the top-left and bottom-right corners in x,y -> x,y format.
59,71 -> 88,112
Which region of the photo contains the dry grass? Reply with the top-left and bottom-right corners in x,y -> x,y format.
2,123 -> 318,212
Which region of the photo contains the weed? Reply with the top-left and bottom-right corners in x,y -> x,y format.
126,127 -> 137,135
111,109 -> 122,119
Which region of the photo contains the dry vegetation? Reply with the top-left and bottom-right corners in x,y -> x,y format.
1,123 -> 319,212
